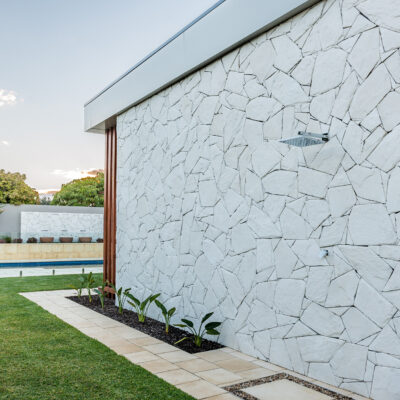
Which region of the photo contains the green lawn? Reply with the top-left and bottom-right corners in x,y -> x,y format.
0,274 -> 194,400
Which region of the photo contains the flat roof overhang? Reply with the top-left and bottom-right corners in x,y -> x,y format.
84,0 -> 322,134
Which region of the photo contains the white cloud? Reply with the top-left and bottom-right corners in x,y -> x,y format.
1,140 -> 10,146
52,168 -> 100,181
0,89 -> 17,107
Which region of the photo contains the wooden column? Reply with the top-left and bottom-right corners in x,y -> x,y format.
104,126 -> 117,286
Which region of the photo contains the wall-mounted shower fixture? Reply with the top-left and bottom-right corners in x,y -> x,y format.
279,132 -> 329,147
319,249 -> 329,259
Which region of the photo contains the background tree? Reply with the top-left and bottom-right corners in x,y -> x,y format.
51,173 -> 104,207
0,169 -> 39,205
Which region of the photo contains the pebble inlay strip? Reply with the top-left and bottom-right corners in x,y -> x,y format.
223,373 -> 354,400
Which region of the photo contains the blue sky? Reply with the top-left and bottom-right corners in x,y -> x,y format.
0,0 -> 216,191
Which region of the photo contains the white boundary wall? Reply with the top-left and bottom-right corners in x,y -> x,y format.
20,212 -> 103,242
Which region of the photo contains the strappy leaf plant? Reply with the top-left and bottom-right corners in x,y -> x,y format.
127,293 -> 160,323
109,283 -> 131,314
69,274 -> 86,298
94,281 -> 108,309
155,299 -> 176,334
175,312 -> 221,347
86,272 -> 97,303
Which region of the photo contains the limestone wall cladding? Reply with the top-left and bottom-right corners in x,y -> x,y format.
20,212 -> 103,242
116,1 -> 400,398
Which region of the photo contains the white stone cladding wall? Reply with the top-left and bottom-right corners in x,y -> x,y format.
116,1 -> 400,398
20,212 -> 103,242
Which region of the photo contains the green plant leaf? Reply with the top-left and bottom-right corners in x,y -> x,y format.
126,293 -> 140,306
150,293 -> 160,302
204,321 -> 221,330
155,300 -> 167,315
168,307 -> 176,317
174,337 -> 189,345
174,324 -> 187,328
201,312 -> 213,323
205,328 -> 220,335
180,319 -> 194,328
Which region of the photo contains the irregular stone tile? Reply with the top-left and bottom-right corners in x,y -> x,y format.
370,325 -> 400,357
319,217 -> 347,247
304,1 -> 343,52
355,280 -> 396,328
203,239 -> 224,266
332,72 -> 359,120
387,166 -> 400,213
269,72 -> 308,106
327,186 -> 356,218
263,111 -> 283,139
310,90 -> 336,123
246,98 -> 281,122
245,170 -> 264,202
225,71 -> 244,94
308,362 -> 339,386
274,279 -> 306,317
298,336 -> 343,363
262,171 -> 298,197
354,6 -> 380,35
280,208 -> 312,240
251,143 -> 281,178
289,3 -> 324,41
311,48 -> 347,96
385,50 -> 400,83
248,40 -> 276,82
378,91 -> 400,132
248,205 -> 281,238
303,199 -> 330,230
199,180 -> 218,207
350,64 -> 392,121
301,303 -> 344,337
357,0 -> 400,31
197,96 -> 219,124
342,121 -> 364,164
298,167 -> 332,198
348,28 -> 380,80
231,224 -> 256,254
348,204 -> 397,245
368,125 -> 400,172
248,300 -> 277,330
381,28 -> 400,52
275,239 -> 298,278
291,55 -> 315,85
269,339 -> 293,370
244,78 -> 267,99
361,109 -> 381,132
371,366 -> 400,400
384,266 -> 400,291
330,343 -> 368,381
292,240 -> 328,267
342,308 -> 380,344
347,165 -> 385,203
325,270 -> 359,307
272,35 -> 302,73
306,266 -> 332,304
339,246 -> 392,291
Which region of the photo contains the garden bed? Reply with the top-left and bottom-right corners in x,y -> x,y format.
69,295 -> 224,354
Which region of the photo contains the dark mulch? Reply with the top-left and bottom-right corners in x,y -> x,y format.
68,295 -> 223,354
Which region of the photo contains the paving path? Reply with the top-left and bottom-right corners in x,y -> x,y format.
21,290 -> 370,400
